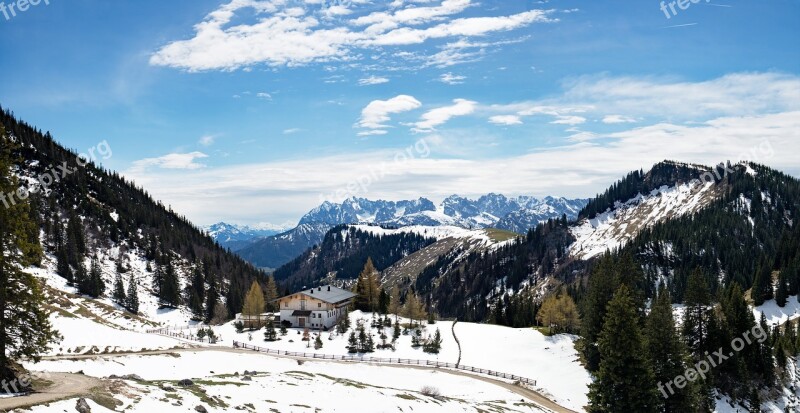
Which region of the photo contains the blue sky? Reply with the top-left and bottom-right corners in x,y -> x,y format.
1,0 -> 798,227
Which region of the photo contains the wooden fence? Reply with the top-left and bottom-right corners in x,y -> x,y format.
232,340 -> 536,386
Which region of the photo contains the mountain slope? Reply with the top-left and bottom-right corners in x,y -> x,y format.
1,107 -> 264,320
236,222 -> 332,270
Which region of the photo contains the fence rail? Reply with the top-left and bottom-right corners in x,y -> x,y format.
232,341 -> 536,386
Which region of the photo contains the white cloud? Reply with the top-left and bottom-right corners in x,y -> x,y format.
123,111 -> 800,226
489,115 -> 522,125
357,94 -> 422,131
358,75 -> 390,86
413,98 -> 477,132
130,152 -> 209,173
198,135 -> 216,146
602,114 -> 636,124
149,0 -> 553,71
283,128 -> 302,134
438,72 -> 466,84
551,115 -> 586,125
257,92 -> 272,99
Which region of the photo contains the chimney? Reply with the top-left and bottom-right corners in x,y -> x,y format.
327,286 -> 331,291
310,289 -> 313,294
318,287 -> 321,291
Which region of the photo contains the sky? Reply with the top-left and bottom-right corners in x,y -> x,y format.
0,0 -> 798,228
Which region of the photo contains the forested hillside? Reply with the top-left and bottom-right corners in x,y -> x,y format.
0,108 -> 264,319
274,225 -> 436,292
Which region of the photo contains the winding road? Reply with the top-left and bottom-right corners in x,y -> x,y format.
0,372 -> 101,411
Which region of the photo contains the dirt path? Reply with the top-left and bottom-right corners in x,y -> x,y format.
0,372 -> 101,411
38,346 -> 579,413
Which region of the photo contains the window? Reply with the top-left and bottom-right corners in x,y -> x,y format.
318,303 -> 322,308
283,302 -> 287,308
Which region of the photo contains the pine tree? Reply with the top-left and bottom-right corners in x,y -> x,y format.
112,273 -> 126,304
683,269 -> 712,359
646,287 -> 697,412
159,260 -> 181,308
188,264 -> 205,321
776,270 -> 788,308
588,285 -> 659,413
81,255 -> 105,298
0,126 -> 59,385
242,281 -> 265,329
56,245 -> 73,284
125,274 -> 139,314
264,322 -> 278,341
205,276 -> 220,323
348,331 -> 358,353
424,328 -> 443,354
315,334 -> 323,350
581,254 -> 617,371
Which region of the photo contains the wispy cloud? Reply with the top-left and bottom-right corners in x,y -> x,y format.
438,72 -> 466,84
488,115 -> 522,125
358,76 -> 390,86
130,152 -> 209,173
198,135 -> 216,146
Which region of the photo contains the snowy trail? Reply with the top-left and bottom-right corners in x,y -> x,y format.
31,346 -> 580,413
0,373 -> 101,411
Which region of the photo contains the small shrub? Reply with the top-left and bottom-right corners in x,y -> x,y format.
420,386 -> 441,398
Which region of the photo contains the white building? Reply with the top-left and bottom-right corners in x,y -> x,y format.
276,285 -> 356,330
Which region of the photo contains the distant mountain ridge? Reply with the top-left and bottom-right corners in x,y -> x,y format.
235,194 -> 588,269
203,222 -> 288,250
300,194 -> 588,230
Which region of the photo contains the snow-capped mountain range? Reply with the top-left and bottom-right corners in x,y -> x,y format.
225,194 -> 587,269
203,222 -> 289,250
299,194 -> 589,231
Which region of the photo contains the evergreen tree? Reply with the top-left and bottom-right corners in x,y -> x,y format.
0,126 -> 59,385
242,281 -> 265,329
581,254 -> 617,371
56,245 -> 73,284
378,287 -> 390,314
159,260 -> 181,308
424,328 -> 443,354
646,287 -> 697,412
776,270 -> 788,308
188,264 -> 205,321
125,274 -> 139,314
683,269 -> 712,359
112,273 -> 126,304
264,322 -> 278,341
205,276 -> 220,323
315,333 -> 323,349
588,285 -> 659,413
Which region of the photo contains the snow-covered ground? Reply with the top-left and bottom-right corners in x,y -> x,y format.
569,180 -> 720,260
26,350 -> 555,413
179,311 -> 589,412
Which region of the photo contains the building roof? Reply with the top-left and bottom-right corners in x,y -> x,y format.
291,310 -> 312,317
280,285 -> 356,304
